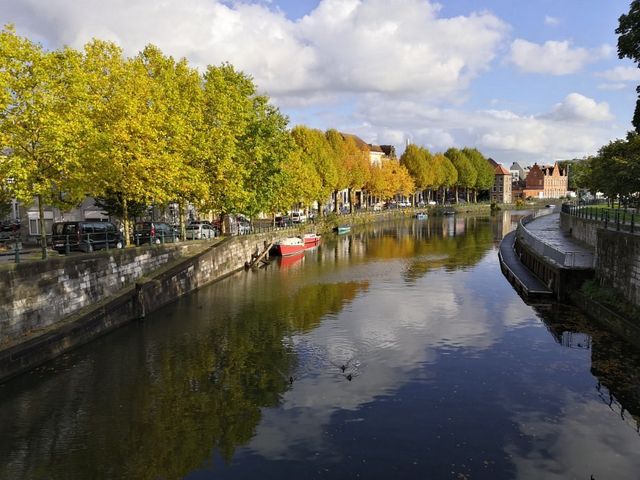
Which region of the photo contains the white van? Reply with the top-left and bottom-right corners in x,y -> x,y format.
291,211 -> 307,223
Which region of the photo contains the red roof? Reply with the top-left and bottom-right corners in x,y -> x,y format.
495,165 -> 510,175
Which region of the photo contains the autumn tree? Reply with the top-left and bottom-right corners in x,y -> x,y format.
0,26 -> 90,257
82,40 -> 170,245
291,125 -> 338,215
400,144 -> 431,204
138,45 -> 208,239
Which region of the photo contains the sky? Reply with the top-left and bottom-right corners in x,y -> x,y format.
1,0 -> 637,165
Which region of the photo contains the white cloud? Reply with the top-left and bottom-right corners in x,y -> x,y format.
509,39 -> 610,75
546,93 -> 613,122
352,92 -> 621,163
544,15 -> 560,26
0,0 -> 508,100
596,66 -> 640,82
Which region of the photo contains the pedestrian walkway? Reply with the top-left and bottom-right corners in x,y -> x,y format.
521,213 -> 594,268
498,230 -> 553,301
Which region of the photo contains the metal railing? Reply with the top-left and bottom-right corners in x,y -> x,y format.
562,203 -> 637,234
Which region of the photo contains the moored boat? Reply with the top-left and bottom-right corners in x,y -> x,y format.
301,233 -> 321,246
414,212 -> 428,220
334,225 -> 351,234
273,236 -> 305,256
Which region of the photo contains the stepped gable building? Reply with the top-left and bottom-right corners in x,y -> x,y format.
491,164 -> 512,204
521,162 -> 569,199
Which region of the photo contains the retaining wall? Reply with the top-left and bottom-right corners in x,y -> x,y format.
0,233 -> 279,382
559,212 -> 599,248
596,229 -> 640,307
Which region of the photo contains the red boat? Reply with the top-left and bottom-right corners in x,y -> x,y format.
274,236 -> 305,256
301,233 -> 321,247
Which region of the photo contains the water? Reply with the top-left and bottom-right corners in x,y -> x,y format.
1,212 -> 639,480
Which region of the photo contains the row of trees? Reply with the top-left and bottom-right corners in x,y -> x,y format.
400,144 -> 495,203
1,26 -> 495,256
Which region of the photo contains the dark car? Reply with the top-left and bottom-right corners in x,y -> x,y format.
133,222 -> 178,245
275,215 -> 292,227
51,221 -> 123,253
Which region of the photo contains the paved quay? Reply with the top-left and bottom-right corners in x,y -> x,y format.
499,230 -> 552,300
524,212 -> 595,268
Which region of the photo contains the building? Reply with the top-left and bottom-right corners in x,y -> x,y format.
522,162 -> 569,199
491,164 -> 512,204
510,162 -> 525,182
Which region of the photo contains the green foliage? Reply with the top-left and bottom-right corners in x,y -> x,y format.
463,148 -> 494,202
400,144 -> 431,189
445,148 -> 476,190
616,1 -> 640,131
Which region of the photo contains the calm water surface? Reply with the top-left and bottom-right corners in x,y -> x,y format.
1,212 -> 640,480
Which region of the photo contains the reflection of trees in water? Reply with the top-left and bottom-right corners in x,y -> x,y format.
349,216 -> 494,275
0,280 -> 369,480
534,303 -> 640,434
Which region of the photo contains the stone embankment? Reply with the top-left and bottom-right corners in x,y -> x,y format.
560,211 -> 640,308
0,233 -> 280,382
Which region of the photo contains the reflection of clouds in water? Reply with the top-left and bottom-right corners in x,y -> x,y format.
247,257 -> 518,459
506,393 -> 640,480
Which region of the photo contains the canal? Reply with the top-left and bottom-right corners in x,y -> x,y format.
1,212 -> 640,479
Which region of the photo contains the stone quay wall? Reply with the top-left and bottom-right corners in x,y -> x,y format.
559,213 -> 599,248
596,229 -> 640,307
561,212 -> 640,307
0,233 -> 279,382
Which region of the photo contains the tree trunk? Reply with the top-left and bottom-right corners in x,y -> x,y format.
179,202 -> 187,240
123,197 -> 130,247
37,194 -> 47,260
349,188 -> 354,214
454,186 -> 458,204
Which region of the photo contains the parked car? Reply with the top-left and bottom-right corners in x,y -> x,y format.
0,221 -> 20,242
275,215 -> 292,227
372,202 -> 384,211
133,222 -> 178,244
291,211 -> 307,223
186,223 -> 218,240
237,218 -> 251,235
51,221 -> 123,253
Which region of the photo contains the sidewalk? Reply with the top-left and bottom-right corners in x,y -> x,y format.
523,213 -> 595,268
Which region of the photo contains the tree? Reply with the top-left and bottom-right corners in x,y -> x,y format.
445,148 -> 476,203
240,96 -> 298,218
291,125 -> 338,215
434,153 -> 458,203
138,45 -> 208,239
325,129 -> 350,212
463,148 -> 494,202
82,40 -> 170,245
1,26 -> 90,257
400,144 -> 431,204
590,132 -> 640,205
617,1 -> 640,131
199,63 -> 257,218
341,135 -> 371,213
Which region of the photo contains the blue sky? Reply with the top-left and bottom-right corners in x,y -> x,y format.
1,0 -> 636,165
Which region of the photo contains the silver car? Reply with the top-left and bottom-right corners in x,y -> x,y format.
186,223 -> 217,240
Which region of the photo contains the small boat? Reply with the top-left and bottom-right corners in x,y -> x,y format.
414,212 -> 428,220
300,233 -> 321,247
334,225 -> 351,234
273,236 -> 305,256
443,210 -> 456,216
